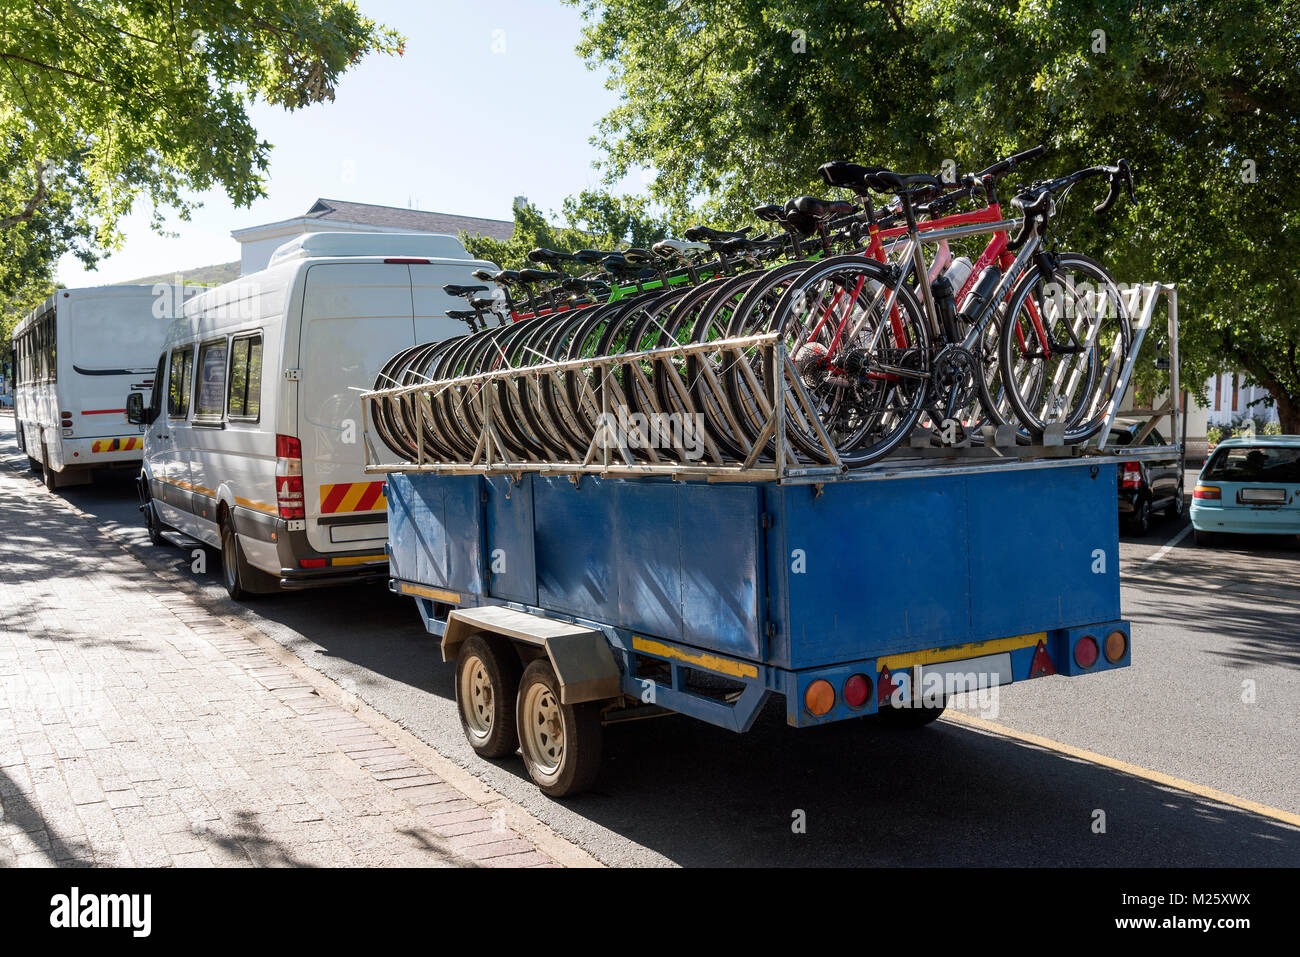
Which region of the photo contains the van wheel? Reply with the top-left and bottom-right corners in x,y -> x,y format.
516,659 -> 602,798
144,497 -> 168,547
41,461 -> 59,491
219,521 -> 276,601
27,456 -> 40,472
455,634 -> 522,758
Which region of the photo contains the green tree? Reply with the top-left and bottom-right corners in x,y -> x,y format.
569,0 -> 1300,431
0,0 -> 402,332
460,193 -> 671,271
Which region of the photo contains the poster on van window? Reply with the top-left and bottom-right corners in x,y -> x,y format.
197,341 -> 228,416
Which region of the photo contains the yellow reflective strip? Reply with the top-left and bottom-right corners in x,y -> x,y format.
632,636 -> 759,680
397,583 -> 461,603
337,483 -> 369,513
330,554 -> 387,567
235,496 -> 277,515
878,633 -> 1046,672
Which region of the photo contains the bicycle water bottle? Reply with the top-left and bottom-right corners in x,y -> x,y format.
943,256 -> 973,298
959,265 -> 1002,323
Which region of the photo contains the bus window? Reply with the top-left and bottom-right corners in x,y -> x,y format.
226,334 -> 263,420
167,347 -> 194,418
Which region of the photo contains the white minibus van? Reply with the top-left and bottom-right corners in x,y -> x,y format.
14,285 -> 191,489
128,231 -> 497,599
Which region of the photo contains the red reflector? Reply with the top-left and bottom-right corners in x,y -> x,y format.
1193,485 -> 1221,500
844,674 -> 871,709
1029,639 -> 1056,678
877,666 -> 898,705
299,558 -> 327,568
384,258 -> 431,264
1120,461 -> 1141,488
1074,635 -> 1099,669
276,434 -> 301,459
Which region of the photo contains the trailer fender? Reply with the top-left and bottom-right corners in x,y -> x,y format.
442,606 -> 621,705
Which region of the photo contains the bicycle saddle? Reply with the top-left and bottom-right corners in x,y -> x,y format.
684,224 -> 752,242
652,239 -> 710,259
517,268 -> 562,284
573,249 -> 619,265
468,295 -> 500,310
790,195 -> 858,220
818,161 -> 887,192
869,169 -> 946,194
492,270 -> 521,285
527,247 -> 575,264
442,284 -> 488,298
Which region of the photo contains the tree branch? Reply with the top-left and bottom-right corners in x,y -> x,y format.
0,163 -> 48,230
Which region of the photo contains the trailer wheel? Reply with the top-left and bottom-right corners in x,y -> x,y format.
455,634 -> 522,758
876,696 -> 949,728
516,659 -> 602,798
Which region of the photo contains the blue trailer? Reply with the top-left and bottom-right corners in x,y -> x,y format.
381,457 -> 1133,797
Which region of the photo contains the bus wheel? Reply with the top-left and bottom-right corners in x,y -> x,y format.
516,659 -> 602,798
455,634 -> 522,758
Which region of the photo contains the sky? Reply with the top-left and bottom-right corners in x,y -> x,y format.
58,0 -> 627,286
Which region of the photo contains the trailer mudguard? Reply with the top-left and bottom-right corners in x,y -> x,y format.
442,606 -> 622,705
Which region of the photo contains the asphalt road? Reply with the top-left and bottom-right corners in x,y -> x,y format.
5,416 -> 1297,866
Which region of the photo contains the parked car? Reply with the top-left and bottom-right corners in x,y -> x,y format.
1190,435 -> 1300,545
1109,418 -> 1185,533
127,231 -> 497,600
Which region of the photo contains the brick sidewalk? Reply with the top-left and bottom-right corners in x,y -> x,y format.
0,464 -> 558,867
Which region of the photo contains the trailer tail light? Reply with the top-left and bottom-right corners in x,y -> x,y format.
1120,461 -> 1142,489
299,558 -> 327,569
276,434 -> 305,519
1074,635 -> 1099,669
804,680 -> 835,716
843,674 -> 871,709
1194,485 -> 1221,500
1104,630 -> 1128,664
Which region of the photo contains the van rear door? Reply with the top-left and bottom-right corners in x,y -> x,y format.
297,263 -> 418,554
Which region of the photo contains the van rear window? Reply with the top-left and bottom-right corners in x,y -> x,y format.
1203,446 -> 1300,483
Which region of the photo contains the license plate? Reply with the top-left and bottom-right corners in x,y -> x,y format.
1240,487 -> 1286,504
909,653 -> 1013,702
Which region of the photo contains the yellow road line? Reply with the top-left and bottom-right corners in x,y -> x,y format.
944,711 -> 1300,829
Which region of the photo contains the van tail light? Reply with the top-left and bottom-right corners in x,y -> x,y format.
1193,485 -> 1221,500
276,434 -> 305,519
384,258 -> 430,264
1120,461 -> 1142,488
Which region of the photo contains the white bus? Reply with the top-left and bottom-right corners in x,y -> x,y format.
13,285 -> 192,490
128,232 -> 496,599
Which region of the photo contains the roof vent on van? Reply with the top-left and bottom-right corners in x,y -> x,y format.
266,231 -> 472,268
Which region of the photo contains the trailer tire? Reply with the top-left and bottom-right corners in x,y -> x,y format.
516,658 -> 602,798
455,634 -> 522,759
876,696 -> 948,728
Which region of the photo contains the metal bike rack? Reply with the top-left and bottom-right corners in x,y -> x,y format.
362,333 -> 846,483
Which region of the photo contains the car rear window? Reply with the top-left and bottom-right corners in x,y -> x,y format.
1203,446 -> 1300,483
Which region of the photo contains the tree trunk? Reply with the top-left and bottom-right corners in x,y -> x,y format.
1235,352 -> 1300,435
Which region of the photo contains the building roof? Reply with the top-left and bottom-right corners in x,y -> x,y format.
298,198 -> 514,241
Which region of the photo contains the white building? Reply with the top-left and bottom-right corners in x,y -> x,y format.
231,198 -> 515,275
1202,372 -> 1278,427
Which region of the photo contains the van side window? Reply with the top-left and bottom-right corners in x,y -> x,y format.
195,338 -> 228,418
149,353 -> 166,419
167,347 -> 194,417
226,334 -> 263,420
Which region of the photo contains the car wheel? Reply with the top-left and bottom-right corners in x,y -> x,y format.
1129,498 -> 1151,535
1168,490 -> 1185,518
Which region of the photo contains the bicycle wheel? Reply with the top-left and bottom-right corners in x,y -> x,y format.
762,255 -> 931,467
997,252 -> 1131,442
